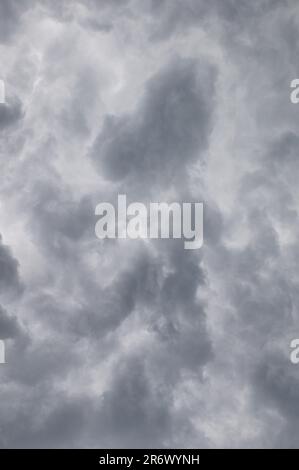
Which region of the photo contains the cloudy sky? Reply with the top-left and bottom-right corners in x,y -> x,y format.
0,0 -> 299,449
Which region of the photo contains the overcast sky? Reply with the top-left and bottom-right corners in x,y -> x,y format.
0,0 -> 299,449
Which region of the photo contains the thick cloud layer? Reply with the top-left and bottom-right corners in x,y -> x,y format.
91,57 -> 215,187
0,0 -> 298,449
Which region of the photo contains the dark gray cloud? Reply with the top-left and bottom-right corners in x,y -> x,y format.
0,305 -> 20,339
0,97 -> 23,131
91,57 -> 215,191
0,235 -> 22,295
0,0 -> 31,44
96,357 -> 173,448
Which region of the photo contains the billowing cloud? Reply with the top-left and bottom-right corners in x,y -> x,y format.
0,0 -> 298,450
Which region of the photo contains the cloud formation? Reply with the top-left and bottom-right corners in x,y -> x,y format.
0,0 -> 298,449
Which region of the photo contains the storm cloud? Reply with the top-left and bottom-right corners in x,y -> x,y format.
0,0 -> 298,449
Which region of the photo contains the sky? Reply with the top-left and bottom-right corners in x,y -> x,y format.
0,0 -> 299,449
